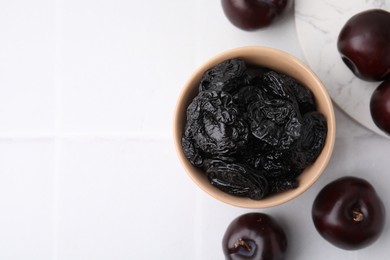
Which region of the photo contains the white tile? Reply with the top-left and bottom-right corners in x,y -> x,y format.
0,0 -> 56,133
59,0 -> 199,136
57,139 -> 198,259
0,139 -> 55,260
334,106 -> 374,139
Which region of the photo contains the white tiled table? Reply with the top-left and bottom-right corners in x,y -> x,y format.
0,1 -> 389,259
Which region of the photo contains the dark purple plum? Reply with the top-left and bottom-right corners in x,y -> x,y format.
370,79 -> 390,135
337,9 -> 390,81
312,176 -> 386,250
221,0 -> 292,31
223,212 -> 287,259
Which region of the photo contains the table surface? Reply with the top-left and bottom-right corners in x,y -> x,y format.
0,1 -> 389,259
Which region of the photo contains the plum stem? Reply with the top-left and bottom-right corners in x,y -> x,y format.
352,210 -> 364,222
234,238 -> 252,252
228,238 -> 257,257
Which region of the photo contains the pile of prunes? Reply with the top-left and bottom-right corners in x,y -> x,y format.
181,58 -> 327,200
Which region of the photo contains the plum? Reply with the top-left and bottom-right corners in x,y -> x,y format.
337,9 -> 390,81
312,176 -> 386,250
223,212 -> 287,259
221,0 -> 293,31
370,79 -> 390,135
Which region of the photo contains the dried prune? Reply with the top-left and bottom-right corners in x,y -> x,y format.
232,85 -> 264,116
181,58 -> 327,200
262,71 -> 294,100
182,90 -> 249,167
291,112 -> 327,169
199,59 -> 247,93
181,135 -> 203,167
285,76 -> 317,114
204,160 -> 268,200
269,178 -> 299,194
263,70 -> 316,114
244,65 -> 269,83
248,99 -> 302,149
258,150 -> 292,179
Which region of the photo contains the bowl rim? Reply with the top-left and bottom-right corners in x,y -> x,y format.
173,46 -> 336,208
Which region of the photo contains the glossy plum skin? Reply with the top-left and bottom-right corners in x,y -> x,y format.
337,9 -> 390,81
370,79 -> 390,135
221,0 -> 292,31
312,176 -> 386,250
223,213 -> 287,260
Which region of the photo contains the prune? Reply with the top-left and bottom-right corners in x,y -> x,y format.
181,135 -> 203,167
200,59 -> 247,93
244,66 -> 269,83
182,90 -> 248,167
285,76 -> 316,114
182,58 -> 327,199
269,178 -> 299,194
204,160 -> 268,200
232,85 -> 264,116
262,70 -> 317,114
262,71 -> 294,100
248,99 -> 302,149
257,150 -> 293,179
291,112 -> 327,169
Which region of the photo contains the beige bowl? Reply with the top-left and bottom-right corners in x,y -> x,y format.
173,46 -> 336,208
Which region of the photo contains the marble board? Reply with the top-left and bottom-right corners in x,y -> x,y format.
295,0 -> 390,137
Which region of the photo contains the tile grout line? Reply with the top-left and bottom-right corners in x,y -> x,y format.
0,132 -> 173,141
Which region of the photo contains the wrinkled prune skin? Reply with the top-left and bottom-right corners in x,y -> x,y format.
248,99 -> 302,149
257,150 -> 293,179
232,85 -> 264,116
181,135 -> 203,167
199,59 -> 247,93
285,76 -> 317,114
269,178 -> 299,194
263,70 -> 317,114
291,112 -> 327,170
182,58 -> 327,199
204,160 -> 268,200
262,71 -> 295,100
182,90 -> 249,167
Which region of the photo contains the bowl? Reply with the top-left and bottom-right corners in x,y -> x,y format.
173,46 -> 336,208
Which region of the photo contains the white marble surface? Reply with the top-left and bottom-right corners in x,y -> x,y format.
295,0 -> 390,138
0,0 -> 389,259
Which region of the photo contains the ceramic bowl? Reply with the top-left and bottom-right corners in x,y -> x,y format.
173,46 -> 336,208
